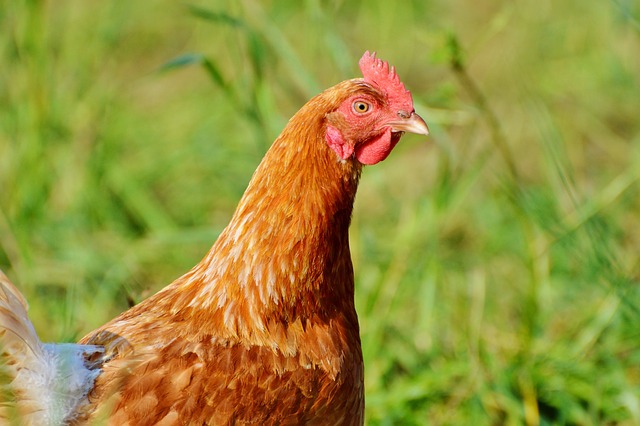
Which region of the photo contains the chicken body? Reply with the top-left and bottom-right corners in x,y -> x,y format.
0,52 -> 428,425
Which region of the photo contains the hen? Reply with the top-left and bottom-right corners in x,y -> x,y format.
0,51 -> 428,425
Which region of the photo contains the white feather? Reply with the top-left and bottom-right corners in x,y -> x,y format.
0,270 -> 104,425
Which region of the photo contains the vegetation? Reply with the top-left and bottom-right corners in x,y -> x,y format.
1,0 -> 639,424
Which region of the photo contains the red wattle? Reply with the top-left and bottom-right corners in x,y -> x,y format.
355,128 -> 400,165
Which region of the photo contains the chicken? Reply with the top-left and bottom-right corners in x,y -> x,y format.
0,51 -> 429,425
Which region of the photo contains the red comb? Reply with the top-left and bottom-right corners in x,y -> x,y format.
358,51 -> 413,110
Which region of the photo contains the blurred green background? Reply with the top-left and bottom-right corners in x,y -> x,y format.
1,0 -> 639,424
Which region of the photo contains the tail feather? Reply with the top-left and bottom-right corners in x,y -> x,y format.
0,269 -> 46,423
0,270 -> 43,358
0,269 -> 105,425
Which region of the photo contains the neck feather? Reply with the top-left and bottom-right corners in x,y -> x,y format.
165,93 -> 363,345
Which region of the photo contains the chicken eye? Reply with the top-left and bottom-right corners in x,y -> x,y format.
352,101 -> 371,114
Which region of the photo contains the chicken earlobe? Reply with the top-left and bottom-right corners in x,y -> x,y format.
326,124 -> 355,160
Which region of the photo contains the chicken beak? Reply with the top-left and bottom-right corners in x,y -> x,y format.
388,112 -> 430,136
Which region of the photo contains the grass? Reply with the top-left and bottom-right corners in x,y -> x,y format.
1,0 -> 639,424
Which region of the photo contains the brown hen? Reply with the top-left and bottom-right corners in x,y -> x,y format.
0,51 -> 429,425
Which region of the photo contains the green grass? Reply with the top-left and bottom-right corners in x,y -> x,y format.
1,0 -> 639,424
